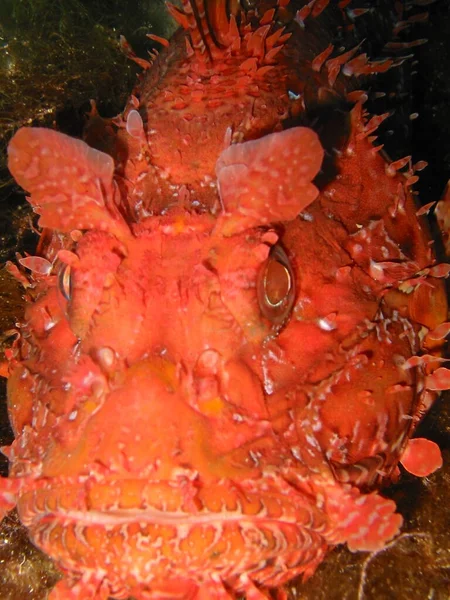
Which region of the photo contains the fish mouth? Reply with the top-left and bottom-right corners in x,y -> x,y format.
16,476 -> 327,586
22,492 -> 327,594
16,473 -> 323,534
38,506 -> 299,527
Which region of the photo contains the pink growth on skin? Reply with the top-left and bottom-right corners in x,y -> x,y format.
216,127 -> 324,234
425,367 -> 450,391
7,128 -> 129,238
400,438 -> 443,477
426,322 -> 450,342
126,109 -> 146,141
427,263 -> 450,278
19,256 -> 53,275
8,128 -> 113,194
403,354 -> 449,368
325,485 -> 403,552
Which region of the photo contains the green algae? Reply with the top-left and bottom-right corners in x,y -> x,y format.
0,0 -> 175,185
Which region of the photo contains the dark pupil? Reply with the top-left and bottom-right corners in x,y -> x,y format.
265,259 -> 290,306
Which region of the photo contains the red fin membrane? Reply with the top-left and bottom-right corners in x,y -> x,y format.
7,128 -> 128,238
216,127 -> 324,234
400,438 -> 443,477
0,478 -> 21,520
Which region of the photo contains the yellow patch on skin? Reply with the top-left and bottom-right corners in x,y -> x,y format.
198,396 -> 224,416
83,399 -> 99,414
174,216 -> 186,234
129,357 -> 178,392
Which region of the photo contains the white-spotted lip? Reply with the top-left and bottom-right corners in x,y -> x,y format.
23,491 -> 322,532
33,505 -> 302,527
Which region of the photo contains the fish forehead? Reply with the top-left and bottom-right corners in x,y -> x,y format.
70,218 -> 273,358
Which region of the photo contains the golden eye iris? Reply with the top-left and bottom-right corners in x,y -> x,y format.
264,259 -> 291,307
258,244 -> 295,325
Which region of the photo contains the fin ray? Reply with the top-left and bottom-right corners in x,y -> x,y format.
176,0 -> 242,59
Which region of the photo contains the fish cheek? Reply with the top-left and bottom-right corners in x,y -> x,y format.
57,232 -> 125,341
315,326 -> 417,477
64,273 -> 104,339
213,235 -> 274,344
7,366 -> 35,437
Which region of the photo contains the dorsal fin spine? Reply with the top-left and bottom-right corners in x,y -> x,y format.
166,3 -> 190,29
169,1 -> 290,68
178,0 -> 234,61
184,0 -> 213,61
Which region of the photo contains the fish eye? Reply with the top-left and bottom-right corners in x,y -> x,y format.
58,264 -> 72,302
257,244 -> 296,325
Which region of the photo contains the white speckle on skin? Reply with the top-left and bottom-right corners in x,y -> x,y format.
317,317 -> 337,332
311,419 -> 322,432
291,446 -> 302,461
44,320 -> 56,331
68,410 -> 78,421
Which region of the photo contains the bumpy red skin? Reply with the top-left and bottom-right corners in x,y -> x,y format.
1,1 -> 448,599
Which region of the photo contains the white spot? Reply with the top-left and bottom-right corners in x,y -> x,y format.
317,317 -> 336,332
68,410 -> 78,421
291,446 -> 302,461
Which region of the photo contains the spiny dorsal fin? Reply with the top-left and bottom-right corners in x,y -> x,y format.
167,0 -> 242,60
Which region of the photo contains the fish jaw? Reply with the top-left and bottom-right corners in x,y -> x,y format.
3,467 -> 401,599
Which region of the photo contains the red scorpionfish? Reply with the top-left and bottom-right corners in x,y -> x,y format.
1,1 -> 449,599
